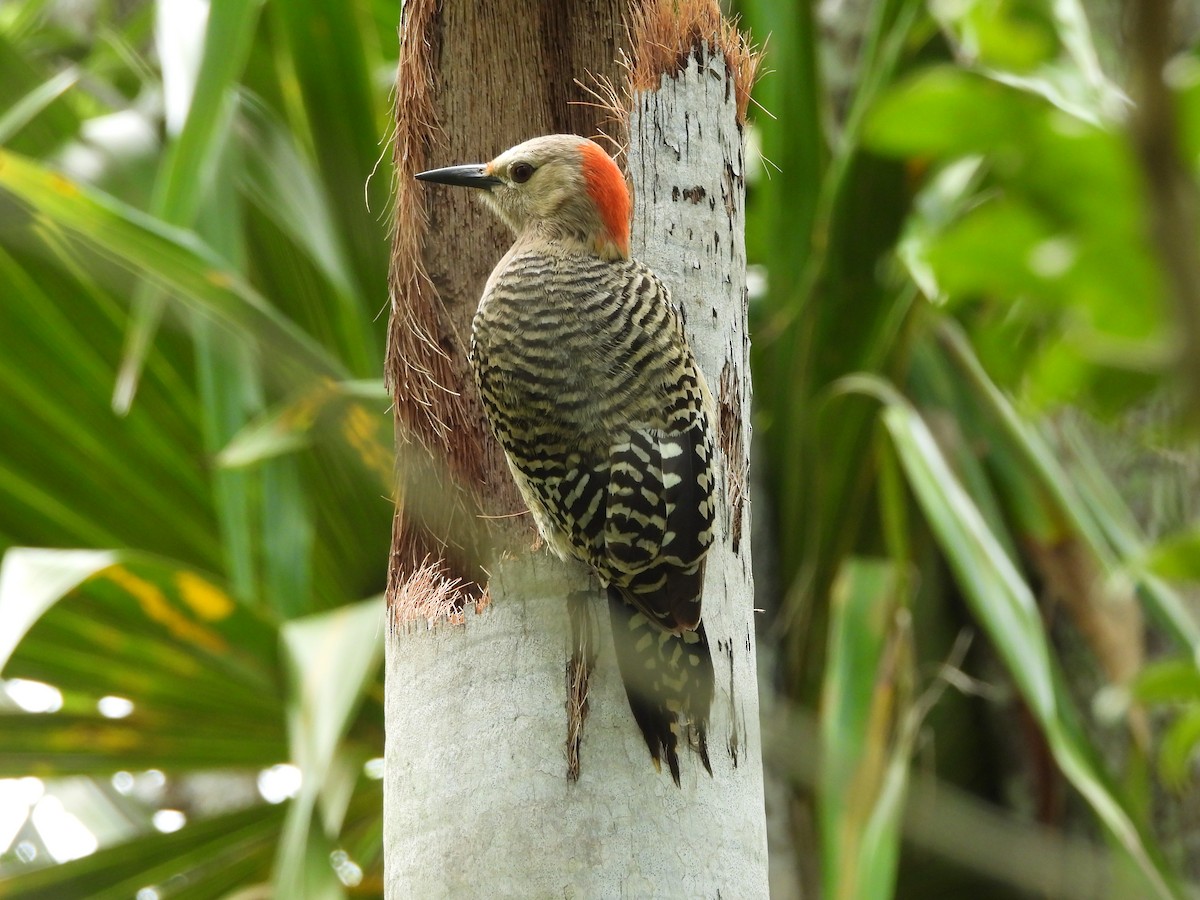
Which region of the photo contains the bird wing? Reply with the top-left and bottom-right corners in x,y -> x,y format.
603,414 -> 714,631
472,253 -> 716,630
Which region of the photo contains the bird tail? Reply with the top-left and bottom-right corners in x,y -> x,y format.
606,586 -> 714,785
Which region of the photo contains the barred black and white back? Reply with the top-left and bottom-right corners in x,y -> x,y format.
472,248 -> 717,782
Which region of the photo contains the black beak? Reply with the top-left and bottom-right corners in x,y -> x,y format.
414,163 -> 502,190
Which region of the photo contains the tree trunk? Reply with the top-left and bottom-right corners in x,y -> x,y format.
384,3 -> 768,896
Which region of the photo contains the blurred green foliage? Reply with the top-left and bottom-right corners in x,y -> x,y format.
1,0 -> 1199,897
0,0 -> 394,895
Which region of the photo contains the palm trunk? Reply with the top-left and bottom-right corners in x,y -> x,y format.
384,3 -> 768,896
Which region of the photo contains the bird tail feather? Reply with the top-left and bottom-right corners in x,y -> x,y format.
606,586 -> 714,785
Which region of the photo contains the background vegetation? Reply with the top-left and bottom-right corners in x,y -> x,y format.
1,0 -> 1199,897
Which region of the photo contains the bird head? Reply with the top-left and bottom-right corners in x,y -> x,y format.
416,134 -> 631,260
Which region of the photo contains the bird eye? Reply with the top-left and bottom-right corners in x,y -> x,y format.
510,162 -> 534,184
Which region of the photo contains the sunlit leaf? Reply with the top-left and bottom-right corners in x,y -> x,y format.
0,548 -> 283,731
0,803 -> 284,900
0,548 -> 115,668
218,380 -> 389,470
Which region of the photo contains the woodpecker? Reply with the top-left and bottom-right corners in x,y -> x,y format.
416,134 -> 716,784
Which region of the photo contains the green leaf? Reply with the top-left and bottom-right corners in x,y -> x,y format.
0,803 -> 284,900
0,548 -> 284,751
0,32 -> 80,155
1176,52 -> 1200,167
270,0 -> 390,291
844,376 -> 1180,899
896,157 -> 986,302
869,40 -> 1169,412
0,3 -> 392,895
0,548 -> 115,668
114,0 -> 266,413
865,66 -> 1032,158
934,322 -> 1200,655
926,196 -> 1056,301
0,711 -> 284,777
275,598 -> 384,899
235,92 -> 376,376
0,65 -> 78,145
1146,527 -> 1200,582
963,0 -> 1058,73
820,558 -> 914,900
0,245 -> 220,563
1159,707 -> 1200,788
1131,659 -> 1200,706
0,149 -> 348,384
218,382 -> 344,469
929,0 -> 1123,121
